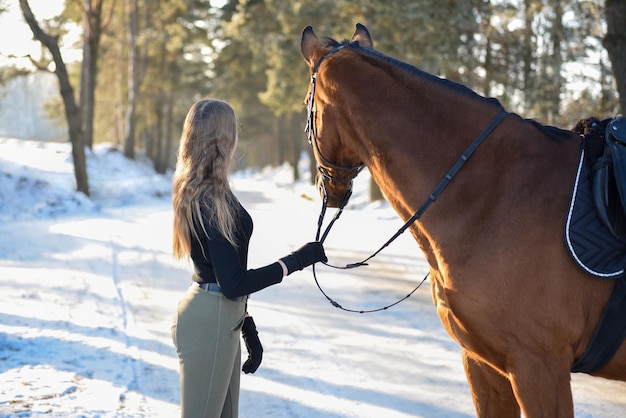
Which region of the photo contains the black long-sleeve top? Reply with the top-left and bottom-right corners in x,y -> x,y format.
190,198 -> 283,299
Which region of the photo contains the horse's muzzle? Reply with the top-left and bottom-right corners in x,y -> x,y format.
316,175 -> 352,208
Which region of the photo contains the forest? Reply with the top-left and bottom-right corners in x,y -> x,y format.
3,0 -> 624,197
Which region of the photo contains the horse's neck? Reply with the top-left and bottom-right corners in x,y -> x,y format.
353,86 -> 497,220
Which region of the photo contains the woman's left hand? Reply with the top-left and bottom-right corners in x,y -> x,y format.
241,316 -> 263,373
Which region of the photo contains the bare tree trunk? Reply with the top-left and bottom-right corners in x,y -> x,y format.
124,0 -> 139,159
369,175 -> 383,202
277,115 -> 287,165
522,0 -> 536,112
114,40 -> 125,145
152,98 -> 164,171
154,92 -> 174,174
79,0 -> 104,150
483,36 -> 492,98
20,0 -> 89,196
604,0 -> 626,114
288,112 -> 301,181
162,91 -> 175,172
144,128 -> 153,160
549,0 -> 563,122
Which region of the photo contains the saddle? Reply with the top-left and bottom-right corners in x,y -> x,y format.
582,116 -> 626,241
568,116 -> 626,374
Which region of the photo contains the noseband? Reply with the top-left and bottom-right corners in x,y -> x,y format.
304,44 -> 364,192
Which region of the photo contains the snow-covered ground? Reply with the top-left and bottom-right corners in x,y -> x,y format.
0,137 -> 624,417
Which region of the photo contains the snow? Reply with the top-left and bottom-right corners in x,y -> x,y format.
0,137 -> 624,417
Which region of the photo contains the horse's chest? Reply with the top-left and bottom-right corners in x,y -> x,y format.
432,279 -> 467,341
432,277 -> 489,352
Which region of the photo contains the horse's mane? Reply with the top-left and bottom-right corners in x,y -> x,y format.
323,38 -> 576,143
524,118 -> 578,142
324,38 -> 504,110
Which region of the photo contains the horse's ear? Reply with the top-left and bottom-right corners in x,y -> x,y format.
351,23 -> 373,48
301,26 -> 323,67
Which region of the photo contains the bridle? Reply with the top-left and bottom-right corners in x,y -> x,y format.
304,43 -> 509,313
304,44 -> 365,199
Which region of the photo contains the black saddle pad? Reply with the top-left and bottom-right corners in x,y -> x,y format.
565,148 -> 626,278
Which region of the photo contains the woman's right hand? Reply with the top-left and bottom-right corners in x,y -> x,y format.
280,242 -> 327,275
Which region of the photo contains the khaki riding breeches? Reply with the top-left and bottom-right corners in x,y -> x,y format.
172,285 -> 247,418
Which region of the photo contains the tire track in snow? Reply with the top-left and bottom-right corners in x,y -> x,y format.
110,239 -> 144,412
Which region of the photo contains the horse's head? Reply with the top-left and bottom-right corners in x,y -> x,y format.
300,24 -> 371,208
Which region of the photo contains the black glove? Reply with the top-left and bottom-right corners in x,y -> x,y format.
241,316 -> 263,374
280,241 -> 327,275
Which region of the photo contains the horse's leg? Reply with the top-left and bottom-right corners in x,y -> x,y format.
507,355 -> 574,418
462,350 -> 520,418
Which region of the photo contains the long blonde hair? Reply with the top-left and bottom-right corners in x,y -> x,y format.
172,99 -> 239,259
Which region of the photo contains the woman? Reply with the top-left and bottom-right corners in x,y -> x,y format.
171,98 -> 326,418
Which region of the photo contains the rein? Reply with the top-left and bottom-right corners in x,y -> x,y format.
306,45 -> 509,313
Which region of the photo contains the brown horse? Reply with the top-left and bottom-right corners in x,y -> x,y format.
300,24 -> 626,417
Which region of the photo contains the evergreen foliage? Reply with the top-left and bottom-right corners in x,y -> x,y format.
7,0 -> 623,194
